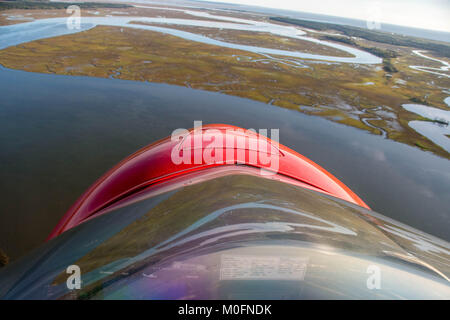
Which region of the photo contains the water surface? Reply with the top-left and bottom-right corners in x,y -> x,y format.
0,66 -> 449,262
402,103 -> 450,153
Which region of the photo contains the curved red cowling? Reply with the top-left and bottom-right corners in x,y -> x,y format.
47,124 -> 369,240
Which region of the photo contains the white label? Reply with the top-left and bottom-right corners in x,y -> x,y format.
220,254 -> 308,280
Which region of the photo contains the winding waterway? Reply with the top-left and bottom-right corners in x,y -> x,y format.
410,50 -> 450,78
0,11 -> 382,64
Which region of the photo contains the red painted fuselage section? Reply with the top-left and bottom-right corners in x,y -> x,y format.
47,124 -> 369,240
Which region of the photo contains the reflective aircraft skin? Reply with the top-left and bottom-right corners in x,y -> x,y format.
0,125 -> 449,299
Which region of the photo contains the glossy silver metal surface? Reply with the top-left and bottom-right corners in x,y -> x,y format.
0,173 -> 449,299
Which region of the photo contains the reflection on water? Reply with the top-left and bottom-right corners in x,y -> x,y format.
403,104 -> 450,122
402,103 -> 450,153
0,66 -> 449,261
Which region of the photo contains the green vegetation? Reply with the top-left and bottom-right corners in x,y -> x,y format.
321,35 -> 357,46
382,58 -> 397,73
409,97 -> 428,104
321,35 -> 399,73
0,0 -> 131,11
414,141 -> 428,150
364,47 -> 397,59
271,16 -> 450,58
321,35 -> 398,59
